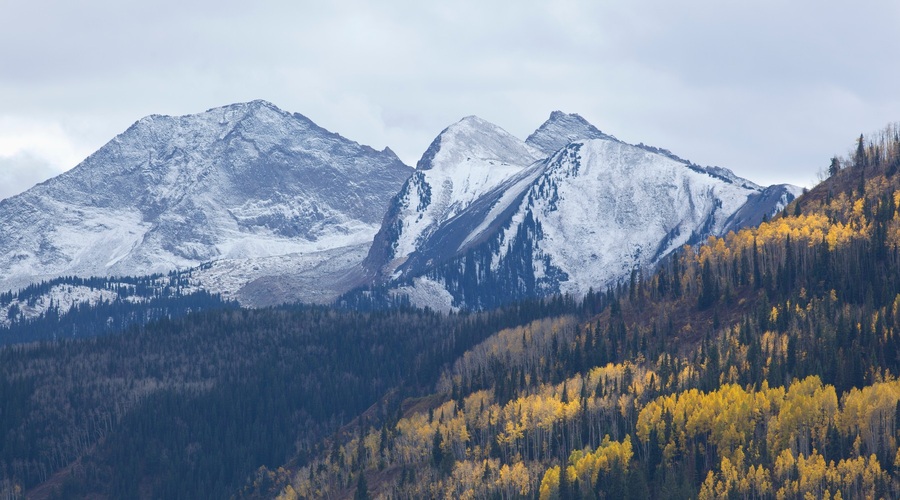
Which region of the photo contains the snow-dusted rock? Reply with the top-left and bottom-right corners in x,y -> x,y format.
0,104 -> 798,314
0,100 -> 412,302
525,110 -> 614,155
363,111 -> 799,309
364,116 -> 544,279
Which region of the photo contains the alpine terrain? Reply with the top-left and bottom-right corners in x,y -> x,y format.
0,104 -> 799,341
0,100 -> 413,306
361,111 -> 801,310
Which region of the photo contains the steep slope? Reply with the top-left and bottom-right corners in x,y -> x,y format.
500,139 -> 758,297
360,112 -> 797,310
364,116 -> 543,279
0,100 -> 412,301
524,109 -> 614,155
722,183 -> 803,232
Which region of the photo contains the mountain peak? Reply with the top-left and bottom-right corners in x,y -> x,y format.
246,98 -> 278,108
0,102 -> 414,295
526,111 -> 614,155
213,99 -> 282,113
456,115 -> 492,127
211,99 -> 293,126
416,116 -> 541,171
547,110 -> 577,122
131,100 -> 290,134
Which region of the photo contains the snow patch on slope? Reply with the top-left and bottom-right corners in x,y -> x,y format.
393,276 -> 458,314
182,243 -> 371,306
0,285 -> 124,328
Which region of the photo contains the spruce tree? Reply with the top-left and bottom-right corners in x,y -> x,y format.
828,156 -> 841,177
354,473 -> 369,500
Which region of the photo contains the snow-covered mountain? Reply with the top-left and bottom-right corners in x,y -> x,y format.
364,116 -> 545,281
361,111 -> 800,310
525,110 -> 615,155
0,103 -> 799,323
0,100 -> 412,304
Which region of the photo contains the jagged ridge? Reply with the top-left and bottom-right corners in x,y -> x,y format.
0,100 -> 413,300
361,111 -> 798,310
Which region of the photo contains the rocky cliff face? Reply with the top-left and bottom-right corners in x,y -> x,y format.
0,100 -> 412,302
361,112 -> 800,310
363,116 -> 544,281
0,104 -> 799,315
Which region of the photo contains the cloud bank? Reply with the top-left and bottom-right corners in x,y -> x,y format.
1,0 -> 899,200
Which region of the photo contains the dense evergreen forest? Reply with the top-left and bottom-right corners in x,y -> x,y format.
2,124 -> 900,499
0,294 -> 588,499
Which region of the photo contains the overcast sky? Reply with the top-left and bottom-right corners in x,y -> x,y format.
2,0 -> 899,201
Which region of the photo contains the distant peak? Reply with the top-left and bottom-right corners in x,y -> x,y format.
547,110 -> 573,121
547,110 -> 592,126
440,115 -> 516,142
229,99 -> 287,116
436,115 -> 505,140
193,100 -> 290,122
454,115 -> 494,129
381,146 -> 402,161
416,116 -> 540,171
526,111 -> 613,155
227,99 -> 279,110
247,98 -> 277,108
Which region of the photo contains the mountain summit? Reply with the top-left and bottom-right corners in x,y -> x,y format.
417,115 -> 543,170
0,101 -> 412,299
0,105 -> 798,313
359,111 -> 800,310
364,116 -> 544,280
525,110 -> 614,155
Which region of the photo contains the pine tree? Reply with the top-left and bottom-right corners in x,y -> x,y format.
828,156 -> 841,177
856,134 -> 867,169
559,460 -> 571,500
354,472 -> 369,500
698,260 -> 717,310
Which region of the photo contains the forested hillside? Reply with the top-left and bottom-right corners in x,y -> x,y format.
2,125 -> 899,499
264,125 -> 900,499
0,295 -> 589,499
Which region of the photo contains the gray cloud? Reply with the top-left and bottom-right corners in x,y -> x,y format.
1,0 -> 899,200
0,153 -> 66,201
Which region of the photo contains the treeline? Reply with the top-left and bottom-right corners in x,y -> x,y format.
271,124 -> 900,499
0,290 -> 233,345
0,272 -> 235,345
0,273 -> 182,308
